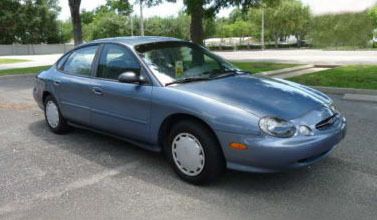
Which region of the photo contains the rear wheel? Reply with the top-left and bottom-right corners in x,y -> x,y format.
44,96 -> 69,134
164,120 -> 225,184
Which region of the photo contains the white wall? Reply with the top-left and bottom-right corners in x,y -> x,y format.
0,44 -> 74,56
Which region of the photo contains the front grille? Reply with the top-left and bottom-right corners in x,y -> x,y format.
315,114 -> 338,130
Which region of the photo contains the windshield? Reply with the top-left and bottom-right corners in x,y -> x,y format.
135,42 -> 238,85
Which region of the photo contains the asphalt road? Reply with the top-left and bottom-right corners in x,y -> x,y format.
0,75 -> 376,220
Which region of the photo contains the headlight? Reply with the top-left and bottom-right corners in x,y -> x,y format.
329,104 -> 339,114
298,125 -> 313,136
259,117 -> 296,138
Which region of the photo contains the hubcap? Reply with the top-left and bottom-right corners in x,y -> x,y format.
46,101 -> 60,128
172,133 -> 205,176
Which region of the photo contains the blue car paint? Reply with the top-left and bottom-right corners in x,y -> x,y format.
33,36 -> 347,173
172,74 -> 332,120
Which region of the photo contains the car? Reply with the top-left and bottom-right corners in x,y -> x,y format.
33,36 -> 347,184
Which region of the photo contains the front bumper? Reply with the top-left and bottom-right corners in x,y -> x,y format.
216,115 -> 347,173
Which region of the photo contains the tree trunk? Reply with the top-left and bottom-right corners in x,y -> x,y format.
296,34 -> 301,48
68,0 -> 83,46
189,1 -> 204,45
139,0 -> 144,36
274,34 -> 279,48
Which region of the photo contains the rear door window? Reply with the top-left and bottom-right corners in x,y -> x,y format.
63,46 -> 98,76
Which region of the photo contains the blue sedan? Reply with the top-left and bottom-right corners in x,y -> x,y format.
33,36 -> 347,184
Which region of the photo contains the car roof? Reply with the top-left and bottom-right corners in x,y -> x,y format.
91,36 -> 184,47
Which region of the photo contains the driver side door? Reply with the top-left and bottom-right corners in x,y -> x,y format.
90,43 -> 152,142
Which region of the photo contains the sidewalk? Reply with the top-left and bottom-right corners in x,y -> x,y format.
255,64 -> 330,79
273,67 -> 330,79
216,49 -> 377,65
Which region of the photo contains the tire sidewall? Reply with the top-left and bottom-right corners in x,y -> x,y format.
164,120 -> 225,184
44,96 -> 68,134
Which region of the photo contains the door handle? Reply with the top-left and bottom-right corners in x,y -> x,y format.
53,80 -> 60,86
92,87 -> 104,96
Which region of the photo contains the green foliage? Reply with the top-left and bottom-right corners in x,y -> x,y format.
0,0 -> 21,43
0,0 -> 63,44
215,17 -> 256,38
247,0 -> 311,46
368,5 -> 377,27
106,0 -> 132,15
211,0 -> 310,46
310,11 -> 374,49
84,12 -> 130,40
82,2 -> 190,41
59,20 -> 73,43
81,10 -> 95,25
144,14 -> 191,39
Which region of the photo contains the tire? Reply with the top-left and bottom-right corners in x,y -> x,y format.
164,120 -> 225,184
44,95 -> 70,134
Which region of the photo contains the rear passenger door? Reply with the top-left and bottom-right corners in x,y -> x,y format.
54,45 -> 99,125
90,44 -> 152,141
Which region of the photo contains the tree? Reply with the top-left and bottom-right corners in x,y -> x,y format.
243,0 -> 310,48
0,0 -> 21,43
86,12 -> 130,40
280,0 -> 310,47
81,10 -> 95,25
68,0 -> 83,46
368,5 -> 377,27
81,0 -> 132,40
144,12 -> 190,39
0,0 -> 62,44
135,0 -> 175,36
59,20 -> 73,43
106,0 -> 132,15
311,11 -> 373,49
184,0 -> 282,45
130,0 -> 268,44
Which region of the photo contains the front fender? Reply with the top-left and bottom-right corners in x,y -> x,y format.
149,87 -> 261,144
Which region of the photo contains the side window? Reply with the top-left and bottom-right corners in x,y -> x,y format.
63,46 -> 98,76
97,44 -> 140,80
56,52 -> 70,71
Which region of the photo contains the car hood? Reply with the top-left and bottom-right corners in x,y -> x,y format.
172,74 -> 332,119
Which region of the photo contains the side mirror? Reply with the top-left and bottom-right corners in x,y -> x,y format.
118,71 -> 147,84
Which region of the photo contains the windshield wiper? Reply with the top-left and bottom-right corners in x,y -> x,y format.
165,70 -> 243,86
165,76 -> 210,86
208,70 -> 239,79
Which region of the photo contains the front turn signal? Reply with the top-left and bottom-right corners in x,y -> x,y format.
229,142 -> 248,150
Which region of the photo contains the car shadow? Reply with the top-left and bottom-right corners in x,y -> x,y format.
28,119 -> 339,207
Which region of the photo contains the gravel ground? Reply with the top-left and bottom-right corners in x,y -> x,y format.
0,75 -> 376,220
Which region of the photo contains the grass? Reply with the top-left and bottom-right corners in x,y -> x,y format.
290,65 -> 377,90
231,61 -> 299,73
0,58 -> 30,64
0,66 -> 51,76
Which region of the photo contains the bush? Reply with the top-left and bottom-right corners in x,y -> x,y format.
310,11 -> 374,49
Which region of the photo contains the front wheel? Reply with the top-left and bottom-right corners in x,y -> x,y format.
164,120 -> 225,184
